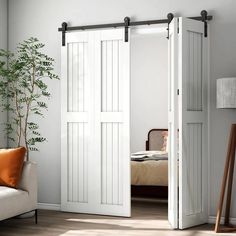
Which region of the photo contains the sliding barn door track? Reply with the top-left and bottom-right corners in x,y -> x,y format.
58,10 -> 212,46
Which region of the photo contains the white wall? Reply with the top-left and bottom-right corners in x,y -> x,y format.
0,0 -> 7,148
131,33 -> 168,152
8,0 -> 236,218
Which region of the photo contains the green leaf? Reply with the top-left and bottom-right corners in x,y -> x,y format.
29,147 -> 39,152
28,122 -> 39,130
37,101 -> 47,109
32,131 -> 41,136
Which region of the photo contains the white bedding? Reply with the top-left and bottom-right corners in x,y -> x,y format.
131,150 -> 168,161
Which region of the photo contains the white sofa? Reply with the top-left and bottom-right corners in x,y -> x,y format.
0,162 -> 37,222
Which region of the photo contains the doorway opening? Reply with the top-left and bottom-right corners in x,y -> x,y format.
130,25 -> 169,219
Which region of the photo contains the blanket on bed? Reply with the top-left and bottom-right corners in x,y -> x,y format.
131,160 -> 168,186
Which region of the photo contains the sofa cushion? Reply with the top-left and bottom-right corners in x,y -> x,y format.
0,186 -> 33,221
0,147 -> 26,188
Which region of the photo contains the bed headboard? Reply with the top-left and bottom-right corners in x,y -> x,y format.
145,128 -> 168,151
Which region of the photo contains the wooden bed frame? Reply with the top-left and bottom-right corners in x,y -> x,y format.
131,128 -> 168,199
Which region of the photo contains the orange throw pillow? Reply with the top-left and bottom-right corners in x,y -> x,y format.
0,147 -> 26,188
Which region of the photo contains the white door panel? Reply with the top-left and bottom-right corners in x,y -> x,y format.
94,29 -> 130,216
61,33 -> 90,212
178,17 -> 208,229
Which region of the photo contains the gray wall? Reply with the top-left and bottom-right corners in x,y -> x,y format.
0,0 -> 7,148
131,33 -> 168,153
8,0 -> 236,217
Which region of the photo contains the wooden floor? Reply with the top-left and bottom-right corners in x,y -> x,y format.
0,199 -> 233,236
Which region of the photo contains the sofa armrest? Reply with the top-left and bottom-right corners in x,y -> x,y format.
18,161 -> 37,209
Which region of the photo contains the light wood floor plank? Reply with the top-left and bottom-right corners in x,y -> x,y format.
0,200 -> 233,236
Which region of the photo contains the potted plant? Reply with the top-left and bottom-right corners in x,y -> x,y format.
0,37 -> 59,160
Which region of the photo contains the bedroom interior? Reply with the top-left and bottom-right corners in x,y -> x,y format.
1,0 -> 236,235
130,26 -> 169,203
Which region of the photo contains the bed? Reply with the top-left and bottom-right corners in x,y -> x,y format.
131,129 -> 168,199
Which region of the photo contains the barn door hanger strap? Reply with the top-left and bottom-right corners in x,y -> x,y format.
201,10 -> 208,37
61,22 -> 68,46
124,17 -> 130,42
166,13 -> 174,39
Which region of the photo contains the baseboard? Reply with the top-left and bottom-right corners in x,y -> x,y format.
37,203 -> 61,211
208,216 -> 236,225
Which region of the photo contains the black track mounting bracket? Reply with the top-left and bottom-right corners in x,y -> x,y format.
124,17 -> 130,42
167,13 -> 174,39
61,22 -> 68,46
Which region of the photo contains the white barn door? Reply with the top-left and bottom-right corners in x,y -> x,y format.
61,29 -> 130,217
178,17 -> 208,229
168,18 -> 179,229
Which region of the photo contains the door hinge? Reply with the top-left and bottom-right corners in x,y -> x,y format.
177,18 -> 179,34
177,89 -> 179,95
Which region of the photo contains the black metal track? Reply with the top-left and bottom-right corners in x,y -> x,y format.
58,16 -> 212,32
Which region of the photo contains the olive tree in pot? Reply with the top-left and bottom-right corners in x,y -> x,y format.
0,37 -> 59,160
